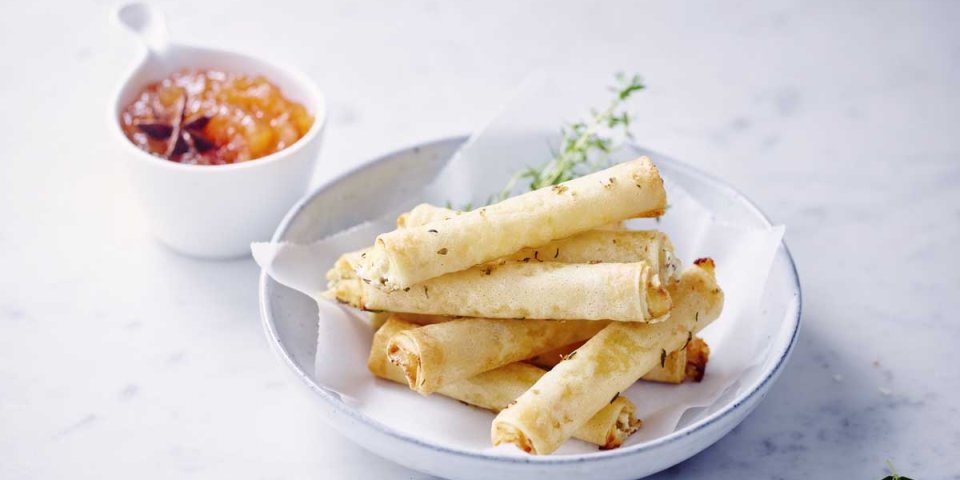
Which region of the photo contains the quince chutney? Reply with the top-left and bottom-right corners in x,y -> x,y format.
120,70 -> 313,165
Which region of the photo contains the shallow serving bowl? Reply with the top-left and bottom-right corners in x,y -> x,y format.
258,136 -> 801,479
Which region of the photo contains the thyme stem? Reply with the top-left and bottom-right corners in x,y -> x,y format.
491,72 -> 646,203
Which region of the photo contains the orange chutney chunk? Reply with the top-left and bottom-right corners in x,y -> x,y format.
120,70 -> 314,165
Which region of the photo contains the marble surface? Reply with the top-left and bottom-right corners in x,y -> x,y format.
1,0 -> 958,478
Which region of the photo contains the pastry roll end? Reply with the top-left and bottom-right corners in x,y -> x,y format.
583,396 -> 642,449
684,336 -> 711,382
642,263 -> 673,320
492,420 -> 538,454
645,286 -> 672,320
386,333 -> 428,395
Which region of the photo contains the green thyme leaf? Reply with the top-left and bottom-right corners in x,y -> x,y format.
883,460 -> 914,480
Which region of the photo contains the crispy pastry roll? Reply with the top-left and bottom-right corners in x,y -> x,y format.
368,318 -> 641,448
329,229 -> 680,296
385,317 -> 607,395
355,157 -> 667,290
528,337 -> 709,385
500,230 -> 680,284
398,203 -> 625,233
331,216 -> 665,288
328,261 -> 671,321
491,259 -> 724,454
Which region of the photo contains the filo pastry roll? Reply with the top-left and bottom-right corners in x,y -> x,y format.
355,157 -> 667,290
329,224 -> 649,289
328,229 -> 680,293
385,317 -> 607,395
329,202 -> 677,288
329,261 -> 672,321
500,230 -> 681,285
491,258 -> 724,454
529,335 -> 710,385
398,203 -> 625,233
369,317 -> 642,448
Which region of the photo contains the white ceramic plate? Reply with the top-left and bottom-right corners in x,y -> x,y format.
258,136 -> 802,480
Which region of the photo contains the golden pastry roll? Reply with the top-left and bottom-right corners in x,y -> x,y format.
491,258 -> 724,454
328,261 -> 672,322
330,229 -> 680,294
500,230 -> 680,285
385,317 -> 608,395
355,157 -> 667,290
528,337 -> 708,385
398,203 -> 625,232
369,317 -> 641,448
331,207 -> 676,290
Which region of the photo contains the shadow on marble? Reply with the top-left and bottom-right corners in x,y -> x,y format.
646,313 -> 914,479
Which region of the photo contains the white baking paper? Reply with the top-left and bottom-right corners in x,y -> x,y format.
252,72 -> 785,455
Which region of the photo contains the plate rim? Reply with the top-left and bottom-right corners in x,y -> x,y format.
258,135 -> 803,465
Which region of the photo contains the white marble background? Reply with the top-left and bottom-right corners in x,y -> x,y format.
1,0 -> 958,478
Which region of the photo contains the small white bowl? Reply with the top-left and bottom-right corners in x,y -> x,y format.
109,4 -> 326,259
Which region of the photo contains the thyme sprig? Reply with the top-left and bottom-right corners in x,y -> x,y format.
491,73 -> 645,203
881,460 -> 913,480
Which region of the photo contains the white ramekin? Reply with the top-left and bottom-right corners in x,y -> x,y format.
110,3 -> 327,259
